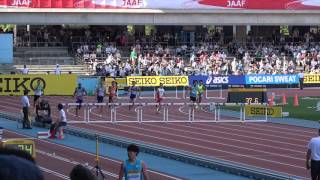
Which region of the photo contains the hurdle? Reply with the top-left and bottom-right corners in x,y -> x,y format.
63,102 -> 269,124
205,85 -> 225,99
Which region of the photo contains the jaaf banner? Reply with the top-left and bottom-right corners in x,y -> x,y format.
1,0 -> 320,10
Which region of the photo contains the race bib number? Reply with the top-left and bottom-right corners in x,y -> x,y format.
127,173 -> 141,180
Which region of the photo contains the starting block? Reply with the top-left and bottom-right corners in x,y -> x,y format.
37,131 -> 49,139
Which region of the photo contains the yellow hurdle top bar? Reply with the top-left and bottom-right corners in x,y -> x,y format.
228,88 -> 267,92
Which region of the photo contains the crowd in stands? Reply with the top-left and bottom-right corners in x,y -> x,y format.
15,26 -> 320,76
76,40 -> 320,77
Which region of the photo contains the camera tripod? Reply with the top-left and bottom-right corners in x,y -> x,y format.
94,134 -> 106,180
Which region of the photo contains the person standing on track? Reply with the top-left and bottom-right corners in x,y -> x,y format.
33,79 -> 44,108
197,80 -> 206,109
108,81 -> 118,107
306,129 -> 320,180
21,90 -> 32,129
128,81 -> 140,110
73,83 -> 87,116
95,80 -> 106,113
298,70 -> 304,90
155,83 -> 165,113
118,144 -> 150,180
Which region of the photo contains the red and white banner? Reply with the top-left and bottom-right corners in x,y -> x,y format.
0,0 -> 320,10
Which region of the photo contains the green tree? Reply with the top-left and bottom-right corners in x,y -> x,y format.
127,25 -> 135,35
0,24 -> 14,32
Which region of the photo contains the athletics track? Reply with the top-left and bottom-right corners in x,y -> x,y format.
0,88 -> 319,179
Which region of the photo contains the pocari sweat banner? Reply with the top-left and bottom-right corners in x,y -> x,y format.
245,74 -> 299,85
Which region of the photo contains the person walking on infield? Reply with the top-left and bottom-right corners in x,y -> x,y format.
118,144 -> 150,180
108,81 -> 118,107
33,79 -> 44,108
50,104 -> 67,139
73,83 -> 87,116
95,80 -> 106,113
21,90 -> 32,129
306,129 -> 320,180
128,81 -> 140,110
155,83 -> 165,113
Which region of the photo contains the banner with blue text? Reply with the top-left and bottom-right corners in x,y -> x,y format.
245,74 -> 299,85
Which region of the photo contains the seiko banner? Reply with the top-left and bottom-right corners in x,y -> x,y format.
188,75 -> 245,86
1,0 -> 320,9
245,74 -> 299,85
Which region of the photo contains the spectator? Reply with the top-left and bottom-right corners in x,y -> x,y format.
70,164 -> 97,180
0,149 -> 43,180
118,144 -> 149,180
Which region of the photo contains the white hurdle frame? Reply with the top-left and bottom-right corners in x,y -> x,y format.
63,102 -> 269,123
63,103 -> 88,124
118,87 -> 181,100
205,85 -> 224,99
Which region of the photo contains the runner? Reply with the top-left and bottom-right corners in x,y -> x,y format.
186,80 -> 198,103
197,80 -> 206,109
108,81 -> 118,108
73,83 -> 87,116
155,83 -> 165,113
128,81 -> 140,110
95,80 -> 106,113
33,79 -> 44,108
185,80 -> 198,114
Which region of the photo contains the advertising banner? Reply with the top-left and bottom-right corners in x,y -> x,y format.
303,74 -> 320,84
1,0 -> 320,10
0,74 -> 77,95
189,75 -> 245,86
105,78 -> 127,90
245,105 -> 282,118
245,74 -> 299,85
0,34 -> 13,64
127,76 -> 188,87
77,76 -> 99,96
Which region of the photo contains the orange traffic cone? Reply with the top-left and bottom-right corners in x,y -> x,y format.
282,94 -> 287,105
269,94 -> 275,106
293,94 -> 299,107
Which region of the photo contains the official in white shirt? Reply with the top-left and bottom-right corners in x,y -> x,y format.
21,90 -> 31,129
21,65 -> 29,74
298,70 -> 304,90
49,104 -> 67,139
54,64 -> 61,75
306,129 -> 320,180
